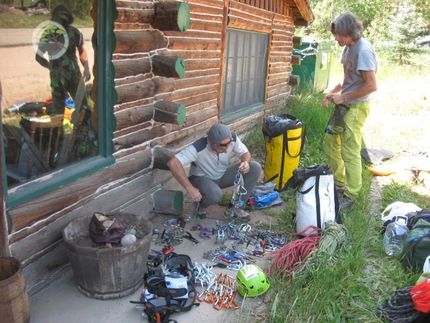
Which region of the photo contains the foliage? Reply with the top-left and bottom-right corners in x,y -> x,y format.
298,0 -> 429,65
379,1 -> 426,65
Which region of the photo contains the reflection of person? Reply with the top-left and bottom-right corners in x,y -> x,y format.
35,4 -> 91,115
322,12 -> 377,210
167,124 -> 262,221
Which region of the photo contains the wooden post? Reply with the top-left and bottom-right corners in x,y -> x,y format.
288,75 -> 300,87
153,2 -> 190,32
153,190 -> 183,215
152,55 -> 186,79
0,80 -> 10,257
153,101 -> 186,125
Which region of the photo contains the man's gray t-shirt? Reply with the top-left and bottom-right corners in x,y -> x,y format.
174,133 -> 248,180
341,37 -> 378,104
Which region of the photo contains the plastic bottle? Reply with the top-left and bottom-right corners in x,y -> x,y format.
383,215 -> 410,255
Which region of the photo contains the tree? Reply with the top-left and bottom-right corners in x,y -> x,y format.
381,1 -> 425,64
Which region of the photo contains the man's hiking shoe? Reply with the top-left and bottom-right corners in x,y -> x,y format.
335,185 -> 346,196
339,195 -> 354,210
195,208 -> 207,219
225,206 -> 250,221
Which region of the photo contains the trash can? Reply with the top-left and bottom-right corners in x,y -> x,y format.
62,212 -> 153,300
292,40 -> 334,92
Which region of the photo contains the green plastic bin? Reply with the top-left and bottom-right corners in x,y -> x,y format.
292,40 -> 334,92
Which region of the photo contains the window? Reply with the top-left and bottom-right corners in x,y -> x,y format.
1,1 -> 115,207
221,29 -> 269,122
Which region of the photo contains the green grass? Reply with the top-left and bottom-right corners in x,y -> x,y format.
240,55 -> 429,322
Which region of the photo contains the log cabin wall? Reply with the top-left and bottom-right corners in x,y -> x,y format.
4,0 -> 312,293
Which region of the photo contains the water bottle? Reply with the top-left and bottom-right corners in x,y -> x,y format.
383,215 -> 409,255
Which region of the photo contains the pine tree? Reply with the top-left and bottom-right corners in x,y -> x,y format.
382,1 -> 425,64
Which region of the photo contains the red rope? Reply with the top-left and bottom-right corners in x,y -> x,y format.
265,226 -> 321,277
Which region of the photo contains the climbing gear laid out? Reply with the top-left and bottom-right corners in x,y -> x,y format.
235,264 -> 270,297
288,164 -> 340,236
132,253 -> 200,323
262,114 -> 304,190
196,272 -> 240,310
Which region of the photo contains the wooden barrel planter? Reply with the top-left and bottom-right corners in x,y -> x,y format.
0,257 -> 30,323
62,212 -> 153,300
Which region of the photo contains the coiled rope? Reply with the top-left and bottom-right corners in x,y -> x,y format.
266,225 -> 321,277
266,221 -> 348,277
374,286 -> 425,323
296,220 -> 348,274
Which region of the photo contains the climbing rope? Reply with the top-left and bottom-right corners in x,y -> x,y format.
265,226 -> 321,277
374,286 -> 425,323
296,221 -> 348,274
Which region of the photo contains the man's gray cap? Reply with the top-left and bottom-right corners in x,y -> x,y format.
207,124 -> 232,145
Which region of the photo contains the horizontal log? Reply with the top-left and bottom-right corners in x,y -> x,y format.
167,37 -> 222,51
152,55 -> 186,79
116,7 -> 154,24
153,147 -> 175,170
116,79 -> 156,104
153,100 -> 186,125
153,2 -> 190,32
115,103 -> 154,131
156,49 -> 221,60
115,30 -> 167,54
153,77 -> 176,94
227,16 -> 272,33
114,56 -> 151,79
230,0 -> 275,20
8,149 -> 153,237
289,74 -> 300,86
175,74 -> 220,90
150,117 -> 218,148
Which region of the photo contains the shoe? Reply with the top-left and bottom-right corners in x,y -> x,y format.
195,208 -> 207,219
335,185 -> 346,196
339,195 -> 354,210
225,206 -> 250,221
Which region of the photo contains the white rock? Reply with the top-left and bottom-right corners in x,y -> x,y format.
121,234 -> 137,246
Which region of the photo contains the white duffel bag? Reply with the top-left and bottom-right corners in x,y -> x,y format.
292,165 -> 340,236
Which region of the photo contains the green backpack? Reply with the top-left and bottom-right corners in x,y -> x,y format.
401,215 -> 430,271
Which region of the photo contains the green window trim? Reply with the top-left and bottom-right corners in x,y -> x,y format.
2,0 -> 117,208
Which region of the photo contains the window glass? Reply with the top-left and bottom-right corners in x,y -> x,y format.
221,29 -> 268,119
1,2 -> 97,189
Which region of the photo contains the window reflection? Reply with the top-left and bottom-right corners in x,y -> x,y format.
1,3 -> 97,188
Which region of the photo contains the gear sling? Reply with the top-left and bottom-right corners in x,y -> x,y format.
263,114 -> 304,190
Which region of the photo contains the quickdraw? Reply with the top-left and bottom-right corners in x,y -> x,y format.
225,169 -> 247,217
197,273 -> 239,310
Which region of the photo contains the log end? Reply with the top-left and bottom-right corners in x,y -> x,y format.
175,57 -> 186,79
288,75 -> 300,87
177,103 -> 186,125
178,2 -> 190,32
